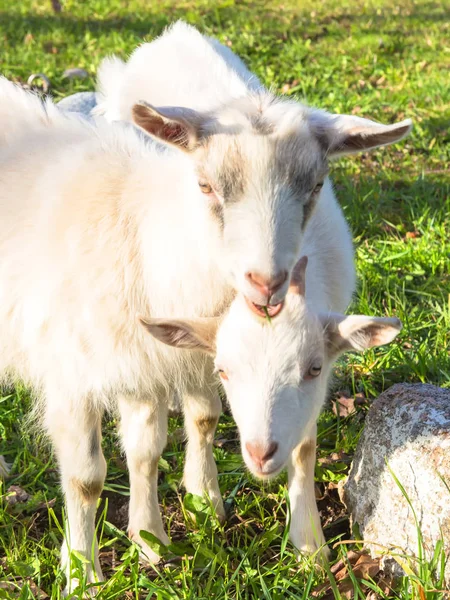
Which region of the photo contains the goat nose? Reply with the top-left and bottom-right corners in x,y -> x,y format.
245,271 -> 288,300
245,441 -> 279,469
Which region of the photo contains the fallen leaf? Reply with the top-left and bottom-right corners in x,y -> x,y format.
318,450 -> 352,466
5,485 -> 30,505
312,551 -> 382,599
330,550 -> 362,576
332,393 -> 367,417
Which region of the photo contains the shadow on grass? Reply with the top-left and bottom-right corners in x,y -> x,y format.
0,0 -> 448,46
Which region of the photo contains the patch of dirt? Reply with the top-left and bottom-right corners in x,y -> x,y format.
102,490 -> 129,530
317,482 -> 350,541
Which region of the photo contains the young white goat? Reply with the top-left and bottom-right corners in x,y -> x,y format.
0,64 -> 407,591
140,256 -> 401,557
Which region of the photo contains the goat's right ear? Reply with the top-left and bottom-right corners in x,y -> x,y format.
138,315 -> 219,355
320,313 -> 402,356
132,102 -> 204,152
309,110 -> 412,157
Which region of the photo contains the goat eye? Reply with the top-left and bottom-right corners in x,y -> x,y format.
305,363 -> 322,380
313,182 -> 324,195
218,369 -> 228,381
199,181 -> 213,195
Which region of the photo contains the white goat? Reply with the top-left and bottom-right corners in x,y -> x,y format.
90,20 -> 412,413
0,61 -> 407,592
141,256 -> 401,557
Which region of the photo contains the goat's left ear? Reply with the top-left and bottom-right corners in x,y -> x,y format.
138,315 -> 219,355
309,110 -> 412,157
132,101 -> 207,152
321,314 -> 402,355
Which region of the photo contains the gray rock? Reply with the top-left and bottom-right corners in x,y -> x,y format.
63,68 -> 89,80
342,383 -> 450,581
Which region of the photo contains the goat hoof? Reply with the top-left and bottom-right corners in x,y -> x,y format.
290,528 -> 330,565
132,530 -> 171,565
296,542 -> 330,566
138,546 -> 164,565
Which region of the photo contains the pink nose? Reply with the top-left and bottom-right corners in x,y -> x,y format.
245,441 -> 279,470
245,271 -> 288,301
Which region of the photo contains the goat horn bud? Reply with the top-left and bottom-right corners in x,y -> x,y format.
289,255 -> 308,295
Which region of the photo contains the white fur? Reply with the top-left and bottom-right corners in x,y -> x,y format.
94,20 -> 263,121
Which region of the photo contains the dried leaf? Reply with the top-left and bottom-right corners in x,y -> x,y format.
318,450 -> 352,466
330,550 -> 362,576
5,485 -> 30,505
352,553 -> 381,579
312,551 -> 382,599
332,393 -> 367,417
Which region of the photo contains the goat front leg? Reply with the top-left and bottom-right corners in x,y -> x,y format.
182,374 -> 224,521
45,396 -> 106,595
118,394 -> 169,563
288,424 -> 329,562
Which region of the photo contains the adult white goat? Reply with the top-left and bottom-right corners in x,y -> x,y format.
88,21 -> 410,314
141,256 -> 401,558
85,19 -> 411,411
0,58 -> 406,592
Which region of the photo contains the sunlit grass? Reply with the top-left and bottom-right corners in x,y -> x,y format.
0,0 -> 449,597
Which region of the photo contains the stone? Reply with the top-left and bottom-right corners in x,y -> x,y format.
342,383 -> 450,582
63,68 -> 89,80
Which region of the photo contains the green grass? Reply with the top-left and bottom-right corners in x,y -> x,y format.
0,0 -> 449,597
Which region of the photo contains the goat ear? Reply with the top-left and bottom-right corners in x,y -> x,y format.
132,102 -> 204,152
288,256 -> 308,296
321,314 -> 402,355
309,110 -> 412,157
138,315 -> 219,355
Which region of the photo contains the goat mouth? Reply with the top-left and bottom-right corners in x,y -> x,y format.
245,298 -> 284,318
